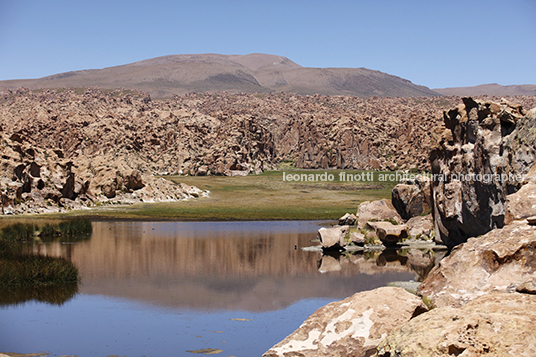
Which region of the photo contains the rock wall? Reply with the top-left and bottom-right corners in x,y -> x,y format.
0,88 -> 278,177
0,131 -> 204,214
430,97 -> 536,247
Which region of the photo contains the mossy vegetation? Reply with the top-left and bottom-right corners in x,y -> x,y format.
0,219 -> 90,293
0,254 -> 79,288
0,218 -> 92,243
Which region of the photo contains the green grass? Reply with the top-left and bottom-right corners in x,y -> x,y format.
0,219 -> 87,289
0,218 -> 93,243
0,254 -> 79,287
61,169 -> 400,220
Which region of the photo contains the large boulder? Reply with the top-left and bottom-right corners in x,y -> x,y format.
505,165 -> 536,224
263,287 -> 427,357
391,175 -> 431,220
429,99 -> 536,248
338,212 -> 357,226
418,220 -> 536,308
357,199 -> 402,228
317,226 -> 349,249
124,169 -> 145,191
405,214 -> 434,240
377,293 -> 536,357
367,221 -> 409,245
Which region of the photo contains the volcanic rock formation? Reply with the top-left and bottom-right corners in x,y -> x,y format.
430,97 -> 536,247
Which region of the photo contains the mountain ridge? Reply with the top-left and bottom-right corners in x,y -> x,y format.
0,53 -> 439,98
434,83 -> 536,96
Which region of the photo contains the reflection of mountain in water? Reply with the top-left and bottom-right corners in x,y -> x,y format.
22,221 -> 423,311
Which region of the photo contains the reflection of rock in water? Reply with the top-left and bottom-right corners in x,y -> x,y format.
318,254 -> 342,273
318,248 -> 441,282
403,249 -> 436,282
18,221 -> 417,311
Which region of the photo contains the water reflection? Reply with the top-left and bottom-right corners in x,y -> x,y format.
2,220 -> 443,357
15,221 -> 431,311
0,284 -> 78,306
0,219 -> 89,306
317,248 -> 444,282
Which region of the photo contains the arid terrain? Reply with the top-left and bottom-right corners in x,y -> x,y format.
0,53 -> 440,98
1,87 -> 535,214
434,83 -> 536,96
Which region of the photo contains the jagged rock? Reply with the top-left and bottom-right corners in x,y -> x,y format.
391,176 -> 431,220
317,226 -> 349,249
377,293 -> 536,357
505,181 -> 536,224
338,212 -> 357,225
430,98 -> 536,248
357,199 -> 402,228
405,214 -> 434,240
0,129 -> 205,214
263,287 -> 427,357
366,221 -> 409,245
349,232 -> 366,245
418,220 -> 536,308
124,169 -> 145,190
516,278 -> 536,294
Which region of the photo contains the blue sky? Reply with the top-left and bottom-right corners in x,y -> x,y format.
0,0 -> 535,88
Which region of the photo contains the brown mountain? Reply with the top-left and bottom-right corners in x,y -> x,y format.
434,83 -> 536,97
0,53 -> 439,98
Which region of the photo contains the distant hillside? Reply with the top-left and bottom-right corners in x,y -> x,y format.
434,83 -> 536,97
0,53 -> 439,98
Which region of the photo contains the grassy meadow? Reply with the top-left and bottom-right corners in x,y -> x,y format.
62,169 -> 402,220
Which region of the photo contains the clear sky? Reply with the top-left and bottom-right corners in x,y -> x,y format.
0,0 -> 535,88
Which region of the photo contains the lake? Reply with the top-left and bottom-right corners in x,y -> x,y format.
0,220 -> 425,356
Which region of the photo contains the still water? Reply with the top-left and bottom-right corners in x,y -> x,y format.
0,221 -> 423,356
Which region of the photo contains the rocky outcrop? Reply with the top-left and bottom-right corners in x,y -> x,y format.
505,164 -> 536,224
405,214 -> 434,240
377,292 -> 536,357
317,226 -> 349,249
338,212 -> 357,225
357,199 -> 402,228
263,287 -> 427,357
430,98 -> 536,248
391,175 -> 431,220
0,132 -> 204,214
2,90 -> 536,182
0,89 -> 277,179
0,132 -> 89,213
418,219 -> 536,308
366,221 -> 409,246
